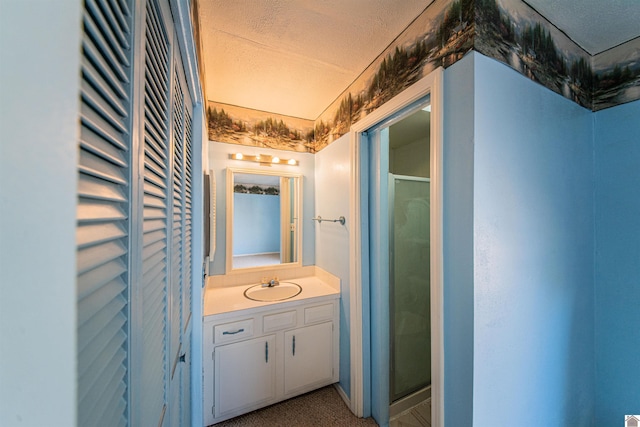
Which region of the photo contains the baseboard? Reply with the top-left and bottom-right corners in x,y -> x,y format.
333,383 -> 352,413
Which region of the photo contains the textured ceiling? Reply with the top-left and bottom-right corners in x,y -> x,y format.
524,0 -> 640,55
198,0 -> 640,121
198,0 -> 433,119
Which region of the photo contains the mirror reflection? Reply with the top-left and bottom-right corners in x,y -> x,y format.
226,168 -> 301,272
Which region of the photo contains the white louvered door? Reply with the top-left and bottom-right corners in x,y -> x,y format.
183,80 -> 194,334
77,0 -> 196,426
170,53 -> 185,386
137,0 -> 171,425
181,82 -> 194,427
77,0 -> 133,426
168,35 -> 195,427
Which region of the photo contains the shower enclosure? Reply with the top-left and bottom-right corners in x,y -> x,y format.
367,98 -> 433,425
389,175 -> 431,408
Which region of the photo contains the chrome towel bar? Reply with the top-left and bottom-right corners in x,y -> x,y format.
312,216 -> 346,225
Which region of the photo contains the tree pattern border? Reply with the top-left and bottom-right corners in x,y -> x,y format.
207,0 -> 640,153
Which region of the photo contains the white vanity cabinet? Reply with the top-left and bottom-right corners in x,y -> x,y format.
283,321 -> 334,396
214,335 -> 276,418
203,297 -> 339,426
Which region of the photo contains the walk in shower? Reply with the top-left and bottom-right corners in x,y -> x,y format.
367,102 -> 432,425
389,174 -> 431,415
389,174 -> 431,402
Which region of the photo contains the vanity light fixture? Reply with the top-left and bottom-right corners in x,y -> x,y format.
229,152 -> 298,166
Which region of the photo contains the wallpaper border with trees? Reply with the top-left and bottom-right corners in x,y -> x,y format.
207,102 -> 315,153
475,0 -> 640,112
206,0 -> 640,153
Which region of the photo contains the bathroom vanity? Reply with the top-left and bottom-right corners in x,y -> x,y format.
203,274 -> 340,426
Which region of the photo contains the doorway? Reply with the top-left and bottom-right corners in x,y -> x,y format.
367,101 -> 431,427
347,69 -> 443,427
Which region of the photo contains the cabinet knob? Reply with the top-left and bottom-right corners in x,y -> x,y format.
179,353 -> 186,363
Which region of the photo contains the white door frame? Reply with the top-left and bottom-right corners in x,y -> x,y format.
348,66 -> 444,427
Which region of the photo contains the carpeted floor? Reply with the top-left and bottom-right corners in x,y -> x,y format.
211,385 -> 379,426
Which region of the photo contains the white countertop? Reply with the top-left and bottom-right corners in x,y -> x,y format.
204,276 -> 340,318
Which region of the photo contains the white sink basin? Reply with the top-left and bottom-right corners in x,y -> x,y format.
244,282 -> 302,302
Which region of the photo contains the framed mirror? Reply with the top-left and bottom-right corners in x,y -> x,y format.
226,167 -> 302,273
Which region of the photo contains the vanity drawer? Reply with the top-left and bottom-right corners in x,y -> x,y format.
304,303 -> 334,324
214,318 -> 254,343
263,310 -> 297,333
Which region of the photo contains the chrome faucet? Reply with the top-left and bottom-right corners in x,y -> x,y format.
261,276 -> 280,287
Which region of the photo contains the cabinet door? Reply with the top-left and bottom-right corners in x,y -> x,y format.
214,335 -> 276,418
284,322 -> 334,395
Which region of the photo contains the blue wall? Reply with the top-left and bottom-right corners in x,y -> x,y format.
208,56 -> 640,425
314,133 -> 352,398
0,3 -> 81,426
473,53 -> 595,425
233,193 -> 280,255
594,100 -> 640,425
442,53 -> 476,426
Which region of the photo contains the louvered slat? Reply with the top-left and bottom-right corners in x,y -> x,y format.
78,174 -> 128,202
81,360 -> 127,427
84,0 -> 130,70
145,96 -> 168,135
140,0 -> 171,425
85,366 -> 127,427
77,258 -> 127,298
78,299 -> 126,362
82,33 -> 128,100
169,57 -> 185,379
144,143 -> 168,177
77,200 -> 127,223
78,315 -> 127,390
79,125 -> 127,166
183,106 -> 193,330
82,69 -> 127,118
79,149 -> 128,184
78,292 -> 126,360
88,0 -> 130,49
78,322 -> 126,407
77,1 -> 132,426
77,239 -> 128,274
144,72 -> 169,123
108,0 -> 131,34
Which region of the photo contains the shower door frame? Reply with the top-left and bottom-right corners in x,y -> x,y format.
389,174 -> 431,404
348,67 -> 444,427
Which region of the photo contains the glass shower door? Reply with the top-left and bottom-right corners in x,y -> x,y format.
389,174 -> 431,402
